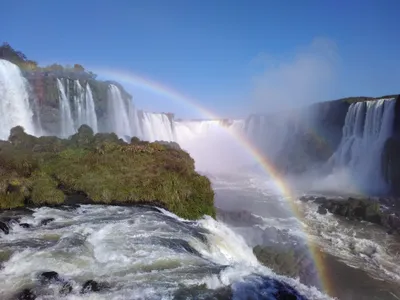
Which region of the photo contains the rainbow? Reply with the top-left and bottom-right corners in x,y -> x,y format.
93,67 -> 335,296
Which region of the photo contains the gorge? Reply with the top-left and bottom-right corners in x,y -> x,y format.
1,45 -> 400,300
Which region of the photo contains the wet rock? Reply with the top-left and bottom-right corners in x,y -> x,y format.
319,197 -> 381,223
17,288 -> 36,300
39,271 -> 60,284
299,196 -> 314,202
317,206 -> 327,215
381,212 -> 400,235
19,223 -> 31,228
0,221 -> 9,234
60,282 -> 73,296
40,218 -> 55,226
314,196 -> 327,204
81,280 -> 101,293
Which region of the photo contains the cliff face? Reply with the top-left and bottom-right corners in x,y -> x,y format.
382,95 -> 400,195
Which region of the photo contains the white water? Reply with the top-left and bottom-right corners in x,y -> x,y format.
57,79 -> 75,138
329,99 -> 396,194
107,84 -> 134,140
0,205 -> 331,300
140,112 -> 175,142
0,59 -> 36,139
73,81 -> 98,133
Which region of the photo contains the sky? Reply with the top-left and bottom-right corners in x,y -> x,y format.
1,0 -> 399,118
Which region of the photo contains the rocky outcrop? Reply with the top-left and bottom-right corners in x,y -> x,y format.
382,95 -> 400,196
0,125 -> 215,220
301,195 -> 400,234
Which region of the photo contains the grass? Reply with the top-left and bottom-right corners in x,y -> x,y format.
0,125 -> 215,219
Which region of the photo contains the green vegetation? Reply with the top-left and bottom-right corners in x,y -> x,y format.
0,125 -> 215,220
0,42 -> 96,78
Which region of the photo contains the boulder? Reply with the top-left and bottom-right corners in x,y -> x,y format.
81,280 -> 103,293
40,218 -> 55,226
0,221 -> 9,234
17,288 -> 36,300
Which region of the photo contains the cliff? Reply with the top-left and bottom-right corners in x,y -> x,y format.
0,125 -> 215,220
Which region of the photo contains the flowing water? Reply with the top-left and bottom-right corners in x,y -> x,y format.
0,59 -> 36,139
57,79 -> 75,138
0,205 -> 329,300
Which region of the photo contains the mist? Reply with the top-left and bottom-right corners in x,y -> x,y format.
174,121 -> 254,174
251,37 -> 339,113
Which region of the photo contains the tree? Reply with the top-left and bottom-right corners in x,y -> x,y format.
74,64 -> 85,72
0,42 -> 27,65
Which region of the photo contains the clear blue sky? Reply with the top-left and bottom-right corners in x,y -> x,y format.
1,0 -> 399,118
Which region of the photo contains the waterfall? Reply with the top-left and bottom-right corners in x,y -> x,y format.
330,99 -> 396,194
128,101 -> 143,139
0,59 -> 36,139
107,84 -> 132,139
57,79 -> 75,138
84,83 -> 98,132
73,80 -> 98,132
140,112 -> 175,142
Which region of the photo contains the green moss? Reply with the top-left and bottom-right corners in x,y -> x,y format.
30,172 -> 65,205
0,126 -> 215,220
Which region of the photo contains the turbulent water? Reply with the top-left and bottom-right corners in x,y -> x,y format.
0,59 -> 36,139
0,205 -> 329,300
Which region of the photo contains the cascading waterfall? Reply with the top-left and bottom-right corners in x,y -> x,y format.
0,59 -> 36,139
128,102 -> 143,139
73,80 -> 98,132
57,79 -> 75,138
329,98 -> 396,194
107,84 -> 133,139
140,112 -> 175,142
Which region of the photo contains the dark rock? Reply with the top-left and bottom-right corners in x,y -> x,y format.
0,221 -> 9,234
17,288 -> 36,300
314,196 -> 327,204
317,206 -> 327,215
60,282 -> 73,296
39,271 -> 60,284
40,218 -> 55,226
81,280 -> 101,293
19,223 -> 31,228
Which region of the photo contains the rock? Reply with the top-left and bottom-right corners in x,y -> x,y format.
39,271 -> 60,284
40,218 -> 55,226
317,206 -> 327,215
60,282 -> 73,296
314,196 -> 327,204
19,223 -> 31,228
38,271 -> 73,295
299,196 -> 314,202
17,288 -> 36,300
81,280 -> 101,293
0,221 -> 9,234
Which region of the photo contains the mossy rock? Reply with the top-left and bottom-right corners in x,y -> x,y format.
0,126 -> 215,220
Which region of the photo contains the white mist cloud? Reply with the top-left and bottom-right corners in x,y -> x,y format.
251,38 -> 339,112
